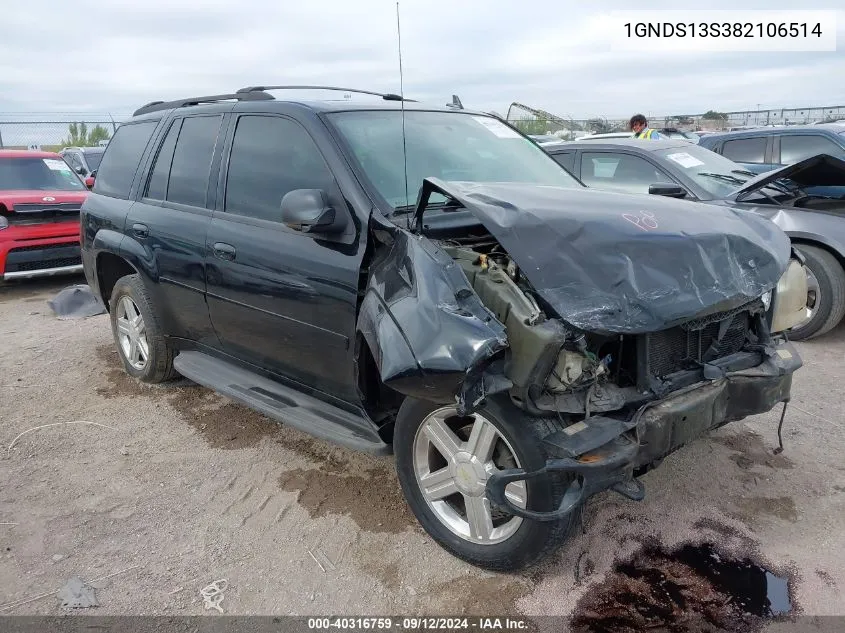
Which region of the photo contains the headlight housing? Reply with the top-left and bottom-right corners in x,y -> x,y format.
769,259 -> 809,333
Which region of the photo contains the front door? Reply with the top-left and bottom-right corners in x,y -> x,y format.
205,113 -> 365,403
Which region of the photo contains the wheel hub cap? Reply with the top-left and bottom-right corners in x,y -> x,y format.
452,453 -> 487,496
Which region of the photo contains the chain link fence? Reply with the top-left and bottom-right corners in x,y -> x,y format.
0,115 -> 126,151
506,104 -> 845,137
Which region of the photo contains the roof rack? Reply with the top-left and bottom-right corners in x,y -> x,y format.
236,85 -> 414,102
132,91 -> 275,117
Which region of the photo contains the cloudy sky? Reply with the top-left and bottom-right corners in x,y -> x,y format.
1,0 -> 844,119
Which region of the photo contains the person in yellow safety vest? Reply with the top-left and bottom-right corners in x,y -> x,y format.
629,114 -> 661,139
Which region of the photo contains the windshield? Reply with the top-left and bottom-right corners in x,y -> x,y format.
653,145 -> 755,198
85,151 -> 104,171
0,157 -> 86,191
328,110 -> 581,210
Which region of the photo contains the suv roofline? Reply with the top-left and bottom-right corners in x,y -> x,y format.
133,85 -> 416,117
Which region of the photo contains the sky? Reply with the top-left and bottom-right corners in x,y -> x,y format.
1,0 -> 844,120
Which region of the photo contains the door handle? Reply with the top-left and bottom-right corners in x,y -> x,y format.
132,223 -> 149,238
213,242 -> 236,261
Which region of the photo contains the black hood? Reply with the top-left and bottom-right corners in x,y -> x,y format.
416,179 -> 791,334
729,153 -> 845,199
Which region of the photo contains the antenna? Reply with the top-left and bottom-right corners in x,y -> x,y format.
396,1 -> 410,218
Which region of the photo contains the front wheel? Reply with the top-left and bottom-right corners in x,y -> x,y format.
393,396 -> 580,571
788,245 -> 845,340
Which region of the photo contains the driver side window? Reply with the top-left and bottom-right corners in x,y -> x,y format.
579,152 -> 676,194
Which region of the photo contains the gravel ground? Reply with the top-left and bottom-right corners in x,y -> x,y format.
0,277 -> 843,628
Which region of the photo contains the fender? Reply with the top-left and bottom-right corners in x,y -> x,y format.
356,227 -> 508,409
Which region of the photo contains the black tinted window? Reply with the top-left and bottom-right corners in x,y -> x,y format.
722,137 -> 767,163
166,116 -> 222,207
144,120 -> 181,200
779,134 -> 842,164
551,151 -> 575,173
94,121 -> 157,198
225,116 -> 334,221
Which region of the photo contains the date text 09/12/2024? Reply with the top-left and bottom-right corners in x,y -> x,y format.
307,618 -> 530,631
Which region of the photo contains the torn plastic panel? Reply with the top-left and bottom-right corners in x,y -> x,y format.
413,178 -> 792,335
356,227 -> 509,409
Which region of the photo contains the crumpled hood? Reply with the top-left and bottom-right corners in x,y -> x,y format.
418,179 -> 792,334
729,153 -> 845,200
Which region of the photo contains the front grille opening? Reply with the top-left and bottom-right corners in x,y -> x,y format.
647,311 -> 751,380
6,255 -> 81,273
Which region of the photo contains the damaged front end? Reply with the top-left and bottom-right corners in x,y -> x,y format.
359,177 -> 805,521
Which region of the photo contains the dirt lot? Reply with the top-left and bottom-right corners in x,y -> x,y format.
1,278 -> 844,628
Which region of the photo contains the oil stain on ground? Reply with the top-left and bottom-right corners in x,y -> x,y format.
714,430 -> 795,471
422,575 -> 533,616
278,464 -> 415,534
570,541 -> 793,633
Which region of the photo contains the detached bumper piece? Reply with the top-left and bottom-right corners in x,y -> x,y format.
486,341 -> 801,522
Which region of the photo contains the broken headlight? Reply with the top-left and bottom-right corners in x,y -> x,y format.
769,259 -> 809,333
761,290 -> 772,311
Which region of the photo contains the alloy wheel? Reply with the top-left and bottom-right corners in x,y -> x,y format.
412,406 -> 527,545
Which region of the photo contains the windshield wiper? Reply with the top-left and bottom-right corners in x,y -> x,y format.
392,200 -> 462,215
698,172 -> 747,185
731,169 -> 758,177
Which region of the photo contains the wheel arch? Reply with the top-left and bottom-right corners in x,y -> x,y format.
96,252 -> 138,311
788,234 -> 845,273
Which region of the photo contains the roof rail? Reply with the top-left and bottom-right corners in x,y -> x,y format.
132,91 -> 275,117
236,85 -> 414,102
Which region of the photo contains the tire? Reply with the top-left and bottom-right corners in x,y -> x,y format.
108,273 -> 177,383
788,245 -> 845,341
394,395 -> 581,571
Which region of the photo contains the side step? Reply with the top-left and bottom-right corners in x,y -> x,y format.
173,351 -> 392,455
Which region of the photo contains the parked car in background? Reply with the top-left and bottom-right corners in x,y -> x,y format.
81,86 -> 805,570
59,146 -> 106,187
544,138 -> 845,340
699,123 -> 845,176
0,150 -> 87,281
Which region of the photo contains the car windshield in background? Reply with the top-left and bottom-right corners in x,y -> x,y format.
328,110 -> 581,210
85,151 -> 104,171
653,145 -> 754,198
0,157 -> 86,191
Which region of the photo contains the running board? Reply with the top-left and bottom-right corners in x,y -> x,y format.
173,351 -> 392,455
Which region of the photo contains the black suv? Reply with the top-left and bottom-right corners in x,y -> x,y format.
81,86 -> 806,570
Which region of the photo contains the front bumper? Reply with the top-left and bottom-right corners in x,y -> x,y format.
1,240 -> 82,281
486,340 -> 802,521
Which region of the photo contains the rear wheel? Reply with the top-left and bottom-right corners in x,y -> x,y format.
109,273 -> 177,383
394,396 -> 580,571
788,245 -> 845,340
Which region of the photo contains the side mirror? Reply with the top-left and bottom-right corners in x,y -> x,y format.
84,176 -> 95,189
648,183 -> 687,198
76,166 -> 86,175
280,189 -> 346,234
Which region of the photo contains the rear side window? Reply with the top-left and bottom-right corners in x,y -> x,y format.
144,120 -> 181,200
551,151 -> 576,173
224,115 -> 335,222
166,116 -> 222,208
721,137 -> 767,163
94,121 -> 157,199
779,134 -> 843,164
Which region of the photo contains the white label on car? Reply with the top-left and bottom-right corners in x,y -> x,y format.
472,116 -> 522,138
43,158 -> 72,172
666,152 -> 705,169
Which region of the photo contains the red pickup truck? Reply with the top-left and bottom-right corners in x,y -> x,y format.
0,150 -> 88,281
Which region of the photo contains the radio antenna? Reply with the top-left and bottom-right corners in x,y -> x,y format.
396,1 -> 410,220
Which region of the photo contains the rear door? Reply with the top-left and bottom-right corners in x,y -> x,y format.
205,112 -> 365,402
125,112 -> 226,346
